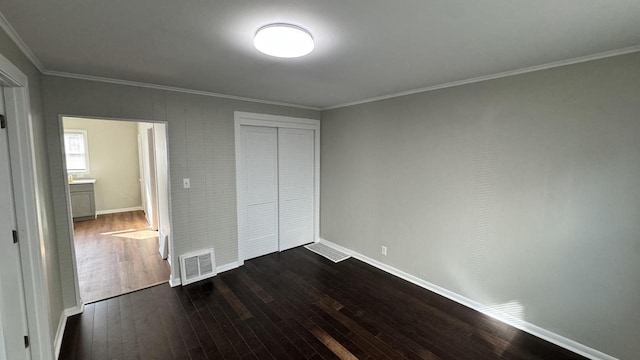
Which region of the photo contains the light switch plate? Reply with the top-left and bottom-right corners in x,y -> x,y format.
183,178 -> 190,189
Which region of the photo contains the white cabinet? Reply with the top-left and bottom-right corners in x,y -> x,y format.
70,182 -> 96,221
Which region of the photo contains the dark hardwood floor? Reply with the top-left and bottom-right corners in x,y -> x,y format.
59,246 -> 586,360
73,211 -> 170,303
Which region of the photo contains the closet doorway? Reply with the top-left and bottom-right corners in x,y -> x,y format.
235,112 -> 320,263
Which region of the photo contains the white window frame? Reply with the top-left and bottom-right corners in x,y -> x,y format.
63,129 -> 90,174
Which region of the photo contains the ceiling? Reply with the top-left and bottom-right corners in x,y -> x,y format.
0,0 -> 639,109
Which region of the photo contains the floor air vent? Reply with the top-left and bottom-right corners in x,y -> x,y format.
179,248 -> 216,285
305,242 -> 350,263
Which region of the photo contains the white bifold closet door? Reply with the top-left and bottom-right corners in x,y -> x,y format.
240,125 -> 315,260
240,126 -> 279,260
278,128 -> 315,251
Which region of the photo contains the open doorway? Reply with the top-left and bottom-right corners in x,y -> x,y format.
62,116 -> 172,303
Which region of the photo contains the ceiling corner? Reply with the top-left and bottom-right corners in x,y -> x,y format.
0,9 -> 46,73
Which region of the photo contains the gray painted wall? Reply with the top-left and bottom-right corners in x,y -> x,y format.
41,75 -> 320,308
320,52 -> 640,359
0,30 -> 64,344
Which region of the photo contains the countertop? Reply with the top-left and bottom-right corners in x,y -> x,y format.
70,179 -> 96,184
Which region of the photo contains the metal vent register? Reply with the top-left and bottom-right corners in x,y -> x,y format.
179,248 -> 216,285
305,242 -> 350,263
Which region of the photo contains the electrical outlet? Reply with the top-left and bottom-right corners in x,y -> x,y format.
381,245 -> 387,256
183,178 -> 191,189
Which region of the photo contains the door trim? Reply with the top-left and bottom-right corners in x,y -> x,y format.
234,112 -> 320,265
0,52 -> 54,359
57,115 -> 178,294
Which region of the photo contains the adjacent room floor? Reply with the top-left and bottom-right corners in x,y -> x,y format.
60,246 -> 585,360
73,210 -> 170,303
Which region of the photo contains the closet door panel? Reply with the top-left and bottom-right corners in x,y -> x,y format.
241,126 -> 279,260
278,128 -> 315,251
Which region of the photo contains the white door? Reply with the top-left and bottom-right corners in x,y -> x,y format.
137,134 -> 147,219
278,128 -> 315,251
0,86 -> 30,359
240,126 -> 279,260
153,124 -> 170,259
146,128 -> 159,230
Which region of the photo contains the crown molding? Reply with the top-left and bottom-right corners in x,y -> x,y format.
322,45 -> 640,111
0,10 -> 45,72
43,70 -> 321,111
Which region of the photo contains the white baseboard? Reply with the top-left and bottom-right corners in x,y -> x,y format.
169,274 -> 181,287
54,303 -> 85,359
216,261 -> 240,274
318,238 -> 617,360
95,206 -> 144,215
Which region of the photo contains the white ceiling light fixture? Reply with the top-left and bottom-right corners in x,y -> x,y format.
254,23 -> 314,58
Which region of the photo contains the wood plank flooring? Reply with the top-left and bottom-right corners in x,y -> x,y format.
60,247 -> 586,360
73,211 -> 170,303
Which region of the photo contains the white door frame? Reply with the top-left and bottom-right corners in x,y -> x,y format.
146,127 -> 160,230
57,115 -> 178,295
0,53 -> 54,359
234,112 -> 320,265
153,123 -> 171,260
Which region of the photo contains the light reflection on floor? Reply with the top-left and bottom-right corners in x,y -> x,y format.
480,300 -> 526,355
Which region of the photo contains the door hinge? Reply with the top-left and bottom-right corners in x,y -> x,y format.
24,335 -> 29,348
12,230 -> 18,244
0,115 -> 5,129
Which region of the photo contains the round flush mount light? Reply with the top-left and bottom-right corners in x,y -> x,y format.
254,23 -> 314,58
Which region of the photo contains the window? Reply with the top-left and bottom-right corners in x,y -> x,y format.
64,129 -> 90,173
